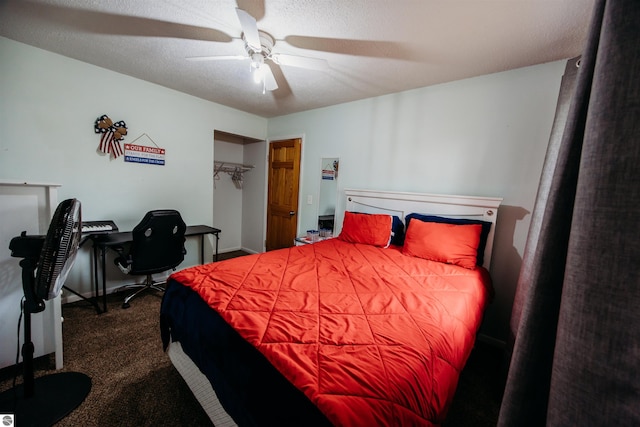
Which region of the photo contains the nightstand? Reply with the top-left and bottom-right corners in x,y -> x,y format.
294,236 -> 334,246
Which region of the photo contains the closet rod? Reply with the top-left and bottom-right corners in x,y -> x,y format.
213,161 -> 254,190
214,160 -> 254,168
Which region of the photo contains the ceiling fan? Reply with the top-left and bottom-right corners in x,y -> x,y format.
188,8 -> 329,93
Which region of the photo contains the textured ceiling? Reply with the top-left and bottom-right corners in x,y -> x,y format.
0,0 -> 595,118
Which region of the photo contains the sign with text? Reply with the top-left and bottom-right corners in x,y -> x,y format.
124,143 -> 165,166
322,169 -> 335,180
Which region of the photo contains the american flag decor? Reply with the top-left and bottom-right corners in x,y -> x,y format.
94,114 -> 127,159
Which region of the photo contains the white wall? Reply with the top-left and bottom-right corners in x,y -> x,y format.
0,37 -> 267,299
213,140 -> 245,251
268,60 -> 566,342
241,141 -> 267,253
213,139 -> 266,254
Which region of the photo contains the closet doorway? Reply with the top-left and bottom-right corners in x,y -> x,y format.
213,130 -> 265,254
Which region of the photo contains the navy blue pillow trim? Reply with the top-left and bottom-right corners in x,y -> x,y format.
390,215 -> 405,246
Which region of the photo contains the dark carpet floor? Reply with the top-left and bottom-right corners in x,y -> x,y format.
0,250 -> 505,426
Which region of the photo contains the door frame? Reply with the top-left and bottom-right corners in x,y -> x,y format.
262,133 -> 307,252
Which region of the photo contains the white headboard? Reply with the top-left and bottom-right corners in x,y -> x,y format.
342,189 -> 502,271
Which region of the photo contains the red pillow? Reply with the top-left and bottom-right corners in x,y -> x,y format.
402,220 -> 482,269
338,212 -> 393,247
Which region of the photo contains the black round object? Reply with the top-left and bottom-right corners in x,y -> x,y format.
0,372 -> 91,426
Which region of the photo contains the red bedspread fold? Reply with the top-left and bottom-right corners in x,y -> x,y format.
170,238 -> 491,426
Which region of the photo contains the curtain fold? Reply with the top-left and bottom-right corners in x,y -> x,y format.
498,0 -> 640,425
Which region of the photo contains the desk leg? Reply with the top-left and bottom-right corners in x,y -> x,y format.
101,247 -> 108,312
68,243 -> 104,314
93,245 -> 99,311
75,244 -> 103,314
215,232 -> 219,262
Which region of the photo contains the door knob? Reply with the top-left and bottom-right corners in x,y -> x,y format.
289,211 -> 295,216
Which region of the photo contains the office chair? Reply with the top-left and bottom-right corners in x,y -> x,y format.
113,210 -> 186,308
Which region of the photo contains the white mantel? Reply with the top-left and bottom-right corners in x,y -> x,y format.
0,180 -> 63,369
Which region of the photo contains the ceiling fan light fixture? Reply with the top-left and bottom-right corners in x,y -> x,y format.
250,53 -> 264,69
253,64 -> 265,84
250,53 -> 265,85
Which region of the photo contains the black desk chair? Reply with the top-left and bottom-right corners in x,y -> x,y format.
114,210 -> 186,308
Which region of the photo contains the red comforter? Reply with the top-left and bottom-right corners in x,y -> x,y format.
170,238 -> 491,426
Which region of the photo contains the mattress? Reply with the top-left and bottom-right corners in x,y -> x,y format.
166,340 -> 237,427
161,238 -> 492,426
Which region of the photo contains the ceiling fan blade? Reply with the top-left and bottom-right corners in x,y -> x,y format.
263,63 -> 279,91
236,8 -> 261,52
9,0 -> 233,43
284,35 -> 411,60
186,55 -> 247,62
271,53 -> 329,71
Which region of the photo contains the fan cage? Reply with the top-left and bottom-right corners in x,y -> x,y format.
36,198 -> 81,300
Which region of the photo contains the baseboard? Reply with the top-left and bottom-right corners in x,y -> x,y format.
61,285 -> 122,305
60,276 -> 166,305
219,246 -> 259,255
61,289 -> 94,305
240,246 -> 259,254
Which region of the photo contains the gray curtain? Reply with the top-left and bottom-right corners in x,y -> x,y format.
498,0 -> 640,425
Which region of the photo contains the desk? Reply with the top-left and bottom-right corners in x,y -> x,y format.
88,225 -> 220,313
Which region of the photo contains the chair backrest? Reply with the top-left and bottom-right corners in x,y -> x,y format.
128,210 -> 186,275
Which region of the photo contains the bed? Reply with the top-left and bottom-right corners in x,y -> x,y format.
160,189 -> 502,426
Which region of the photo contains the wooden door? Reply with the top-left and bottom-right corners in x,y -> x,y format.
266,138 -> 301,251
